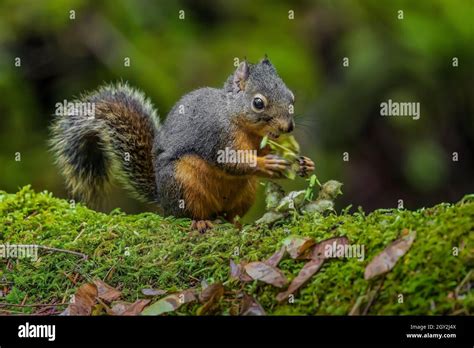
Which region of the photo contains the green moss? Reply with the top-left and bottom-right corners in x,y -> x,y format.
0,186 -> 472,315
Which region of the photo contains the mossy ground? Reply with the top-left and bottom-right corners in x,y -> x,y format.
0,186 -> 473,315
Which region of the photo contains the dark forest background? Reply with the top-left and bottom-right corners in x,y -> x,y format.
0,0 -> 472,221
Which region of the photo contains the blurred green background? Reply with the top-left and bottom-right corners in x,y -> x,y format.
0,0 -> 472,221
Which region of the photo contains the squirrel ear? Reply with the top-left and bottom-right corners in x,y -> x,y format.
260,54 -> 270,64
259,55 -> 276,72
233,60 -> 249,92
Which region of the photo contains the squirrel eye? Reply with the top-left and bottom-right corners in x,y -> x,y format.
251,94 -> 267,112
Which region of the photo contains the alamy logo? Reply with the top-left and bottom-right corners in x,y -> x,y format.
380,99 -> 420,120
18,322 -> 56,341
324,242 -> 365,261
0,244 -> 38,261
55,99 -> 95,118
217,147 -> 257,167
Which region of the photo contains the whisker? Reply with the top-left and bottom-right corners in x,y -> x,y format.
294,124 -> 314,137
295,119 -> 316,127
295,122 -> 313,129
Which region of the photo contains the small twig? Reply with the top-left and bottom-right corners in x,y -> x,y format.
451,308 -> 468,315
0,281 -> 14,285
455,270 -> 472,298
362,278 -> 385,315
24,211 -> 38,220
0,302 -> 68,308
36,245 -> 88,260
188,275 -> 200,282
73,224 -> 86,242
21,294 -> 28,306
61,289 -> 70,304
29,310 -> 63,316
63,271 -> 79,285
104,266 -> 115,281
0,308 -> 28,315
348,294 -> 366,316
6,310 -> 63,316
96,297 -> 111,312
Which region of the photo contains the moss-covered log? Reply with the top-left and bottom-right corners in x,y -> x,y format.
0,186 -> 472,315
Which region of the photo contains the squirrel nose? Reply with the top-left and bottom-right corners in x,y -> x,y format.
287,120 -> 294,132
278,119 -> 294,133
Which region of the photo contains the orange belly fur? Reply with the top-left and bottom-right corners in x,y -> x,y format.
175,154 -> 257,220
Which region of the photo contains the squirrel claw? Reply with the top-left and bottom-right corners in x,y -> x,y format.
191,220 -> 214,234
262,154 -> 291,178
297,156 -> 315,177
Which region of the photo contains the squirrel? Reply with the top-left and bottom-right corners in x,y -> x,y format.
50,57 -> 315,233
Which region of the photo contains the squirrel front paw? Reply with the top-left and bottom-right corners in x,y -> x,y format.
257,154 -> 291,178
191,220 -> 214,234
297,156 -> 315,177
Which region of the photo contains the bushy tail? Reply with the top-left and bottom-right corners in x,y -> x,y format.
50,82 -> 159,205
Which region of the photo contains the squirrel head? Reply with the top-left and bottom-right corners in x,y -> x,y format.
225,57 -> 295,140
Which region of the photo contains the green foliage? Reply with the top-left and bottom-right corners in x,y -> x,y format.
1,186 -> 472,315
0,0 -> 472,216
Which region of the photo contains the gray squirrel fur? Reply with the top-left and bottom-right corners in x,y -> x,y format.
50,57 -> 297,219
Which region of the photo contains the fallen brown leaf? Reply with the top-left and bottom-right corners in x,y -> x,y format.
141,288 -> 167,297
110,299 -> 151,315
265,245 -> 286,267
141,290 -> 196,315
93,280 -> 121,302
229,259 -> 240,279
244,262 -> 288,288
199,282 -> 224,303
197,282 -> 225,315
276,257 -> 325,302
283,236 -> 315,259
109,301 -> 128,315
364,231 -> 416,280
240,294 -> 266,316
61,283 -> 98,315
310,236 -> 350,260
229,259 -> 253,282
